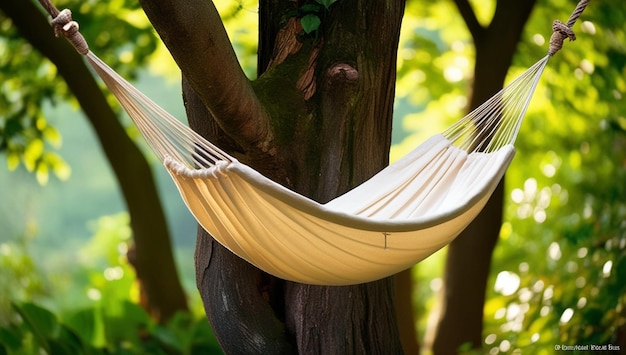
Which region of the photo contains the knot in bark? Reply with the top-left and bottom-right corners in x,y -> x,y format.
324,63 -> 359,90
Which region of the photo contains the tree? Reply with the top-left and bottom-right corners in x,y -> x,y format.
0,0 -> 188,322
429,1 -> 537,352
136,0 -> 543,352
138,0 -> 405,352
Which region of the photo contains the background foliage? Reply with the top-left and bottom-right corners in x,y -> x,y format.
392,0 -> 625,352
0,0 -> 157,185
1,0 -> 624,353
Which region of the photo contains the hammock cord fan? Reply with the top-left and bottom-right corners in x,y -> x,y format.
39,0 -> 589,285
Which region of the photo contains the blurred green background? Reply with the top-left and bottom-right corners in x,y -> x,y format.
1,0 -> 624,353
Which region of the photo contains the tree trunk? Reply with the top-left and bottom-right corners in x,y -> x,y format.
278,1 -> 405,352
431,1 -> 537,353
139,0 -> 406,351
4,0 -> 188,322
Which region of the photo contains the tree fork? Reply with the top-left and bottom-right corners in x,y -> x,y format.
144,0 -> 407,351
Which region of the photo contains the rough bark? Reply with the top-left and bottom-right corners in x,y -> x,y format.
431,0 -> 537,353
183,77 -> 296,353
140,0 -> 406,352
262,1 -> 407,351
3,0 -> 188,322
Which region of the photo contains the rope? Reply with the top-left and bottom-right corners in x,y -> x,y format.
548,0 -> 591,56
38,0 -> 89,55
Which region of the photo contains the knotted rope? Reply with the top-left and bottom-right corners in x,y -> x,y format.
548,0 -> 591,56
38,0 -> 89,55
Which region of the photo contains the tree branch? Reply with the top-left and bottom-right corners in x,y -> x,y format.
452,0 -> 484,40
138,0 -> 274,153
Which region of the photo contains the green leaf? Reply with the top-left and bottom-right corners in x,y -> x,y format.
6,152 -> 20,171
48,336 -> 81,355
0,326 -> 22,350
47,325 -> 85,355
23,140 -> 43,172
151,325 -> 184,352
301,14 -> 321,34
12,302 -> 59,353
315,0 -> 337,10
43,152 -> 72,181
35,162 -> 49,186
102,300 -> 151,347
64,308 -> 99,347
189,317 -> 222,350
42,125 -> 62,148
299,4 -> 322,14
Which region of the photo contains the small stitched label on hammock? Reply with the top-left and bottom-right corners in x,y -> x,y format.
383,232 -> 390,250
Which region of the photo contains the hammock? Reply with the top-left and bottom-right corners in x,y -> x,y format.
41,1 -> 585,285
90,52 -> 537,285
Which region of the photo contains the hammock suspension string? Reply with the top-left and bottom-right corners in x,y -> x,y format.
39,0 -> 589,163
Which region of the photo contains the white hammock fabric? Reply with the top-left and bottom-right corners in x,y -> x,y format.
84,51 -> 548,285
164,136 -> 513,284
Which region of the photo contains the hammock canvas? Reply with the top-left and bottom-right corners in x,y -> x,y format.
85,51 -> 542,285
41,1 -> 584,285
